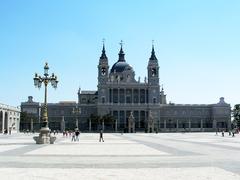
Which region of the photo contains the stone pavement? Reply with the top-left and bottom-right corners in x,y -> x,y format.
0,132 -> 240,179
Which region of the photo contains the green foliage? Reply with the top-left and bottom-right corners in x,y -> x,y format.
90,114 -> 101,124
90,113 -> 115,125
101,114 -> 115,124
20,112 -> 29,123
20,112 -> 38,123
233,104 -> 240,128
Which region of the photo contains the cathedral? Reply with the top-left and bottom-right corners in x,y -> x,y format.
21,43 -> 231,132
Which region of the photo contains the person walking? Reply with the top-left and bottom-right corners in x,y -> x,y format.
222,130 -> 224,137
75,129 -> 80,141
99,130 -> 104,142
71,131 -> 76,142
232,129 -> 235,137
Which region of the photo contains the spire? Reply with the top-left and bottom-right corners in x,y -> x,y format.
150,40 -> 157,61
100,39 -> 107,59
78,87 -> 81,94
118,40 -> 125,62
161,84 -> 164,94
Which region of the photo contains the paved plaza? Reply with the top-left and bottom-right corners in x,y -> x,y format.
0,132 -> 240,179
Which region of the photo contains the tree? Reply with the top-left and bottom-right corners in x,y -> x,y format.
20,112 -> 30,131
89,114 -> 115,131
20,112 -> 38,131
102,114 -> 115,129
102,114 -> 114,124
90,114 -> 101,130
20,112 -> 29,122
232,104 -> 240,129
90,114 -> 101,124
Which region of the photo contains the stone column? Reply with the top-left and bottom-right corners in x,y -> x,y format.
158,111 -> 161,131
109,88 -> 111,103
189,119 -> 191,132
131,88 -> 134,104
5,111 -> 8,133
227,118 -> 231,131
61,116 -> 65,132
144,111 -> 146,129
138,89 -> 140,104
138,111 -> 140,128
124,111 -> 126,129
145,89 -> 147,104
115,119 -> 118,132
111,88 -> 113,104
17,118 -> 20,133
89,118 -> 92,131
2,111 -> 5,133
118,88 -> 120,104
102,120 -> 104,131
124,88 -> 126,104
115,111 -> 119,132
213,119 -> 217,131
164,119 -> 166,131
107,88 -> 110,103
176,119 -> 179,132
31,118 -> 33,132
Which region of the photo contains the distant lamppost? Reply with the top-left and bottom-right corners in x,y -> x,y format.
72,106 -> 81,129
168,119 -> 172,132
33,62 -> 58,144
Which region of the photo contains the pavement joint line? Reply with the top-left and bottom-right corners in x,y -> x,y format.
0,161 -> 236,169
17,154 -> 171,157
169,138 -> 240,151
114,134 -> 201,156
0,144 -> 49,156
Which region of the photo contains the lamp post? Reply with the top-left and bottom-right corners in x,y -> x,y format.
33,62 -> 58,144
72,106 -> 81,129
168,119 -> 172,132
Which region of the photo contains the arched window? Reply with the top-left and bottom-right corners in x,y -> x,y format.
153,98 -> 156,104
101,97 -> 105,104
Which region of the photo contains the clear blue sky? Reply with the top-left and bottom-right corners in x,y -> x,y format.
0,0 -> 239,108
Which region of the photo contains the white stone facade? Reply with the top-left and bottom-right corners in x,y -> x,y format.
0,103 -> 20,134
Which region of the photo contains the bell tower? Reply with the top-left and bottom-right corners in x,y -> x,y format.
148,43 -> 160,104
97,40 -> 109,106
148,44 -> 159,86
98,41 -> 109,85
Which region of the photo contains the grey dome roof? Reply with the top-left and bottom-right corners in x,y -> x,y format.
110,61 -> 132,73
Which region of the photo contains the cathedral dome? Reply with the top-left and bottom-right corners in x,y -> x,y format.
110,61 -> 132,73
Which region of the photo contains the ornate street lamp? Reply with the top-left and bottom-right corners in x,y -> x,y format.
33,62 -> 58,144
72,106 -> 81,129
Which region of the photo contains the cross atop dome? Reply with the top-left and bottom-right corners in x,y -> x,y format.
118,40 -> 125,62
100,38 -> 107,59
150,40 -> 157,61
119,40 -> 123,47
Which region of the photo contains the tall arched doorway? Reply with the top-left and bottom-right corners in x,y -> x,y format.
0,111 -> 3,133
4,112 -> 8,133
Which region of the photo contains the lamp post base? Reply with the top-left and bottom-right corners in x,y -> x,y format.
33,127 -> 56,144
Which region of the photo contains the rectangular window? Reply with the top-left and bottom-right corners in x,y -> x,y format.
113,89 -> 118,103
133,89 -> 139,103
119,89 -> 125,103
140,89 -> 145,104
126,89 -> 132,103
101,97 -> 105,104
109,89 -> 112,103
153,98 -> 156,104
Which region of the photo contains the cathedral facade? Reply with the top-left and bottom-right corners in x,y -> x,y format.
21,44 -> 231,132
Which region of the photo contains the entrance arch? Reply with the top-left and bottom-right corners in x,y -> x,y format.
0,111 -> 2,133
4,112 -> 8,133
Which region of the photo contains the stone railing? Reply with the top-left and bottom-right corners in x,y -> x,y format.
0,103 -> 20,112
